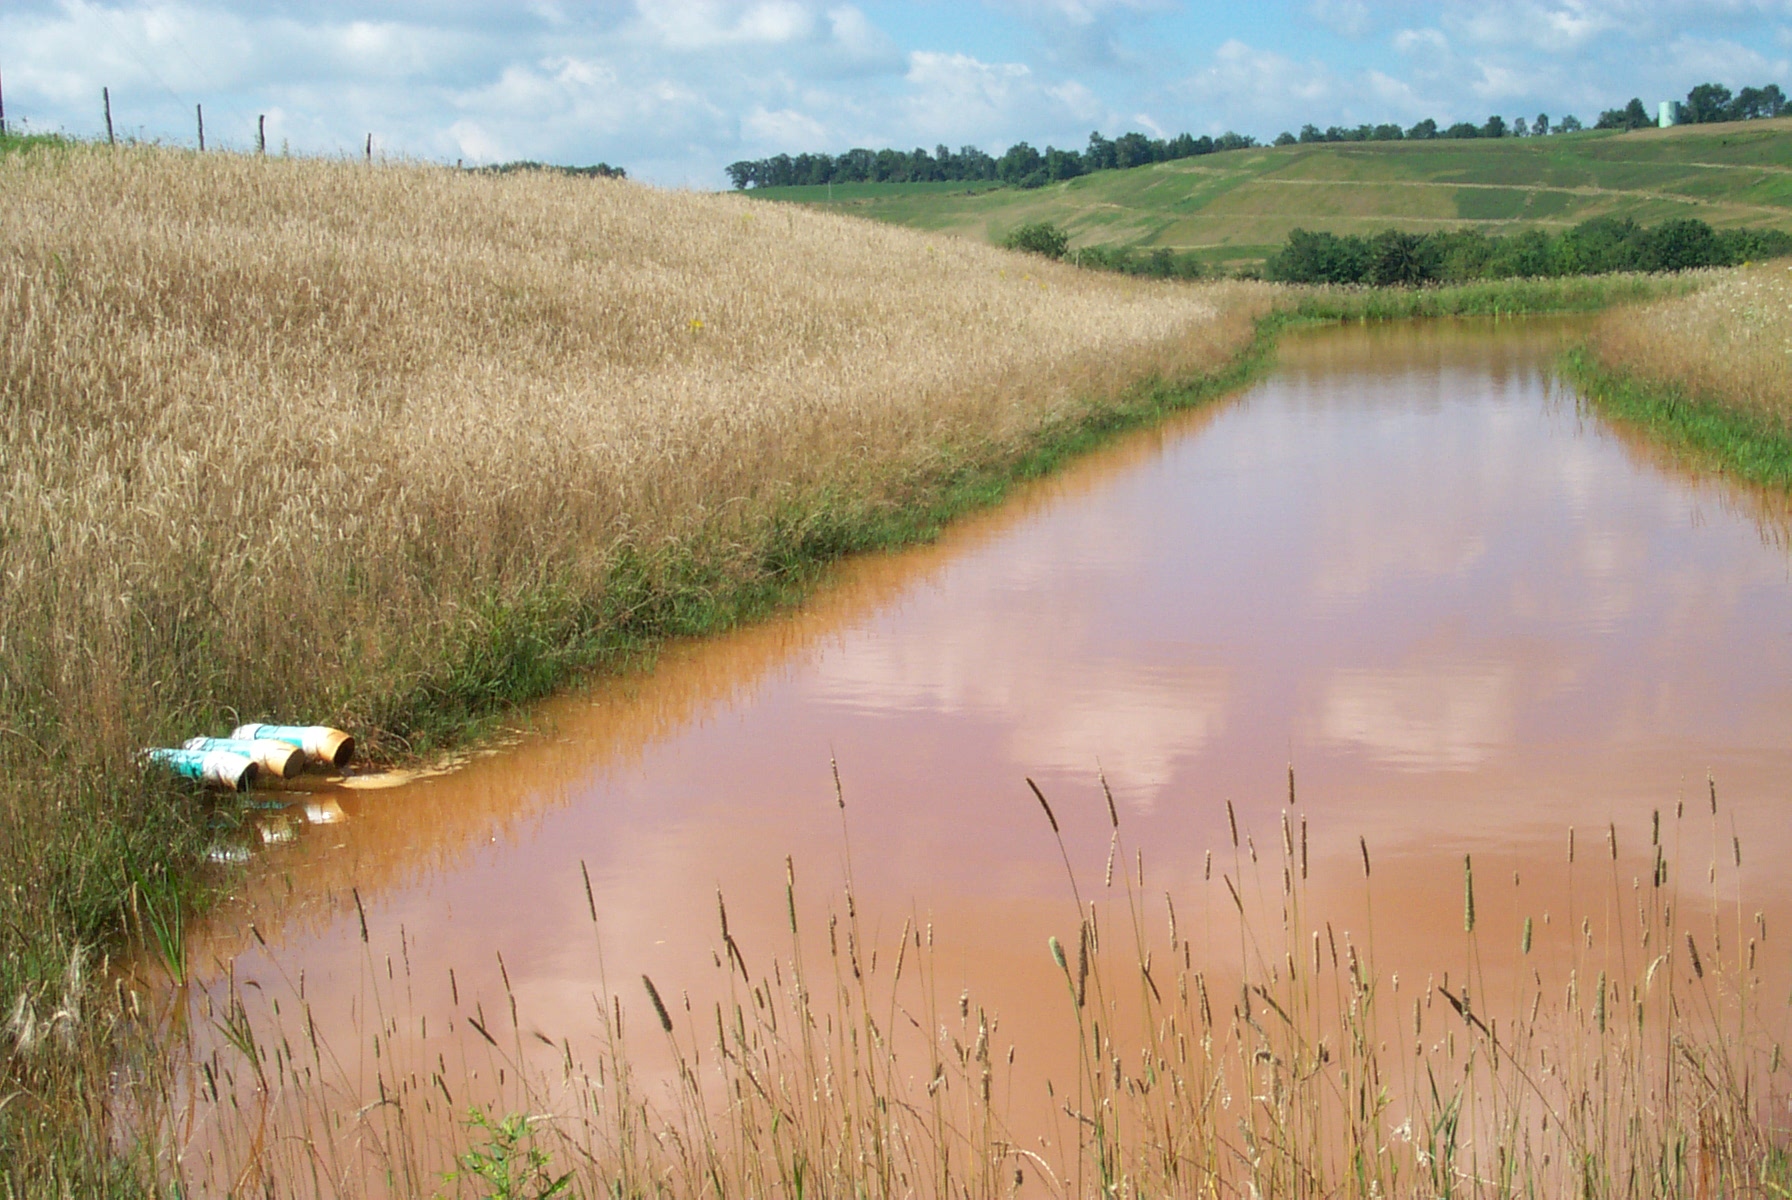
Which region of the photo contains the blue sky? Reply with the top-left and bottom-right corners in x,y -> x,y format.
4,1 -> 1789,187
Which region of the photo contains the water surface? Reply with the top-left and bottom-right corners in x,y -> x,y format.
174,319 -> 1792,1187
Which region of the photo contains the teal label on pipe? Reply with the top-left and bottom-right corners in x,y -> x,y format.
145,747 -> 212,780
236,724 -> 310,748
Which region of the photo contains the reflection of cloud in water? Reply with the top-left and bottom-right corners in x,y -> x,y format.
1317,661 -> 1516,768
812,618 -> 1231,810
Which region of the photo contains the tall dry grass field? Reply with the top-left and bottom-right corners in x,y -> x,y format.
1587,263 -> 1792,430
0,142 -> 1267,1182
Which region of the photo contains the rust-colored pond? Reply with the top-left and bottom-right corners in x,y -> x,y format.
161,320 -> 1792,1194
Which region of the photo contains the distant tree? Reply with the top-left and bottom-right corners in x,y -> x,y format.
1534,113 -> 1551,136
1266,228 -> 1371,284
1407,118 -> 1439,140
1513,117 -> 1531,137
1044,146 -> 1084,180
1716,225 -> 1792,262
1726,83 -> 1788,120
1372,123 -> 1404,140
725,161 -> 755,189
1443,121 -> 1481,138
1596,99 -> 1650,130
997,141 -> 1043,184
1640,218 -> 1720,270
1488,228 -> 1553,277
1114,131 -> 1157,169
1430,228 -> 1496,280
1299,123 -> 1325,143
1166,133 -> 1200,158
1275,131 -> 1298,146
1213,131 -> 1256,151
1558,114 -> 1583,132
1084,131 -> 1117,171
1553,216 -> 1644,274
1482,115 -> 1508,138
958,146 -> 997,180
1366,230 -> 1430,285
1684,83 -> 1734,124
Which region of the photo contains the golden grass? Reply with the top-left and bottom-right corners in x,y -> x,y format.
0,143 -> 1269,1185
1587,263 -> 1792,430
0,145 -> 1265,758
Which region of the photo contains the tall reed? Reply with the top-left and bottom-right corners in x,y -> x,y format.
1587,263 -> 1792,433
143,773 -> 1790,1197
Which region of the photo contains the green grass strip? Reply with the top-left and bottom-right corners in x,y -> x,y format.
1565,348 -> 1792,492
1283,273 -> 1702,321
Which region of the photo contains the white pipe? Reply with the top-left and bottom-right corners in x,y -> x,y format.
144,747 -> 259,792
183,736 -> 306,780
231,723 -> 356,769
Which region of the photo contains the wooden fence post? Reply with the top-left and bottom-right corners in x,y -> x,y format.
1,62 -> 8,137
104,87 -> 114,145
365,132 -> 372,163
257,114 -> 265,154
196,103 -> 204,151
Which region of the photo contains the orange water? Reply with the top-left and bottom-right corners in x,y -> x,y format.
159,319 -> 1792,1192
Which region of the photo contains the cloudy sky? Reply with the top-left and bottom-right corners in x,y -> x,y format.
4,1 -> 1789,187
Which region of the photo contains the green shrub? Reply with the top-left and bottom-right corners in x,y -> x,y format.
1001,221 -> 1069,259
1264,217 -> 1792,286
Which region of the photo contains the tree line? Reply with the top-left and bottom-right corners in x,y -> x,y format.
726,79 -> 1791,190
1594,83 -> 1788,130
725,130 -> 1257,191
1264,218 -> 1792,286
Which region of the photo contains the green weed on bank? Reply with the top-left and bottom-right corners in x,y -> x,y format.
1279,272 -> 1706,321
1566,349 -> 1792,492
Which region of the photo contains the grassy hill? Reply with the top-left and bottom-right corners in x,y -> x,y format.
746,118 -> 1792,272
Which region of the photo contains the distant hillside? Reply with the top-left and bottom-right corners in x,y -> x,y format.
745,119 -> 1792,273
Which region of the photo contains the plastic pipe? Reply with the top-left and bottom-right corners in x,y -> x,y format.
183,736 -> 306,780
231,723 -> 355,769
145,747 -> 259,792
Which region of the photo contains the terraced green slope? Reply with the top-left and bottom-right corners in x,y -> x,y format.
745,118 -> 1792,271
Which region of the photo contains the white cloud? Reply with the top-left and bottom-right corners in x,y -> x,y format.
1393,28 -> 1450,56
1309,0 -> 1372,37
1317,663 -> 1516,769
1172,40 -> 1339,129
741,104 -> 833,149
992,0 -> 1169,27
634,0 -> 815,50
1660,33 -> 1790,82
899,51 -> 1107,144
